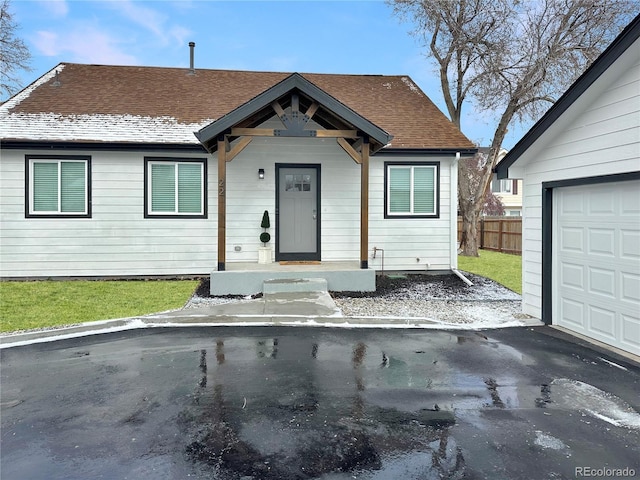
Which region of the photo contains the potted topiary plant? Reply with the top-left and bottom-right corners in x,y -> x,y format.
258,210 -> 272,264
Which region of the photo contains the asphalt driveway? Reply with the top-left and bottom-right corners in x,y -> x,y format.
1,326 -> 639,480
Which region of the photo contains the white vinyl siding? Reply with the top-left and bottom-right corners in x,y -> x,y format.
1,150 -> 216,277
509,37 -> 639,325
28,158 -> 88,216
386,164 -> 438,216
0,113 -> 456,277
372,157 -> 452,270
147,160 -> 204,216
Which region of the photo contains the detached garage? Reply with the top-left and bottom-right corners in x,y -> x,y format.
497,14 -> 640,357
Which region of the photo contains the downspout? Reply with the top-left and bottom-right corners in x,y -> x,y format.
450,152 -> 473,286
450,152 -> 460,270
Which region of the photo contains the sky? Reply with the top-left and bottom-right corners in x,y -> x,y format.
8,0 -> 533,148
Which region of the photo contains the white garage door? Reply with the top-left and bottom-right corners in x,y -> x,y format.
554,180 -> 640,356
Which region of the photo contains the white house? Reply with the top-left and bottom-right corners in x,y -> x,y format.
496,14 -> 640,356
489,149 -> 523,216
0,57 -> 476,293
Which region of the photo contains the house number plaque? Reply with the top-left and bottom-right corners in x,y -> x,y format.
219,179 -> 225,196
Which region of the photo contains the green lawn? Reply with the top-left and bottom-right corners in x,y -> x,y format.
0,253 -> 520,333
458,250 -> 522,294
0,280 -> 198,333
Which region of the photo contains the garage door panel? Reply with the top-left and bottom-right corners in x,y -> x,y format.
559,227 -> 584,252
619,185 -> 640,215
554,179 -> 640,356
560,190 -> 585,214
621,229 -> 640,259
621,272 -> 640,303
589,189 -> 616,215
588,306 -> 617,340
559,298 -> 585,328
560,227 -> 585,253
621,314 -> 640,352
588,267 -> 616,298
588,228 -> 615,256
560,262 -> 584,289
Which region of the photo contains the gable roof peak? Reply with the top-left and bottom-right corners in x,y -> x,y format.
195,70 -> 393,153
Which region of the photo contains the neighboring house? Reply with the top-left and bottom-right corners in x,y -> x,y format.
496,14 -> 640,356
0,58 -> 476,293
489,149 -> 523,216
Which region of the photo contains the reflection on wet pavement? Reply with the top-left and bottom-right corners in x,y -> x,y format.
1,327 -> 638,480
180,335 -> 467,479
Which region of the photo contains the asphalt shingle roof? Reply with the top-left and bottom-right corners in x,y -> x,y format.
1,63 -> 475,150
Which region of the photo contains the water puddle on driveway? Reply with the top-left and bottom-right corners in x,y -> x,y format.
175,332 -> 640,479
177,335 -> 472,479
3,328 -> 638,480
175,333 -> 593,479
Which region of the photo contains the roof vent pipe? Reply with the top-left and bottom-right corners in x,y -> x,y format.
188,42 -> 196,75
52,70 -> 61,87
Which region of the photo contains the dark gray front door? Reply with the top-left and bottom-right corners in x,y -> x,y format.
277,165 -> 320,261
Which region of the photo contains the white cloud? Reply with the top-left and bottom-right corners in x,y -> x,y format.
105,0 -> 190,46
33,27 -> 137,65
169,25 -> 192,46
38,0 -> 69,18
115,0 -> 167,39
34,31 -> 60,56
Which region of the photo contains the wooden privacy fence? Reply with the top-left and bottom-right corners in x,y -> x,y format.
457,217 -> 522,255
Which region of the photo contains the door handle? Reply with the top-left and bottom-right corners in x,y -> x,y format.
313,209 -> 317,220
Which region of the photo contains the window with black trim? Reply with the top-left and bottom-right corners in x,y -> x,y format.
26,155 -> 91,217
144,157 -> 207,218
385,162 -> 439,218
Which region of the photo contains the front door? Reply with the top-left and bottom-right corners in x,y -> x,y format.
276,165 -> 320,261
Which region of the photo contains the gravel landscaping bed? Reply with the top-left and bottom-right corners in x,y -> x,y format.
190,272 -> 531,326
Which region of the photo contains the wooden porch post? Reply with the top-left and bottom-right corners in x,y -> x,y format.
217,136 -> 226,271
360,137 -> 370,269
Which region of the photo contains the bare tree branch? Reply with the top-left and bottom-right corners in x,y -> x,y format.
0,0 -> 32,99
389,0 -> 635,255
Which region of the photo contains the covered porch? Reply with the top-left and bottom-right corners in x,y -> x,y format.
195,73 -> 392,295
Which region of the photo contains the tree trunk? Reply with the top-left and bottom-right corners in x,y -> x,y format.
459,207 -> 482,257
459,106 -> 514,257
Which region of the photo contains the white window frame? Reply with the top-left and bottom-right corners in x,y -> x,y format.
499,179 -> 512,193
27,156 -> 90,217
385,163 -> 439,218
145,158 -> 206,218
492,176 -> 512,194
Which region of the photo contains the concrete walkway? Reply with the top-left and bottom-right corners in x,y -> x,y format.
187,290 -> 341,317
0,290 -> 542,349
0,291 -> 418,348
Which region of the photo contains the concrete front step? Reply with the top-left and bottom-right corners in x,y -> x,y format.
210,265 -> 375,295
263,277 -> 328,294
